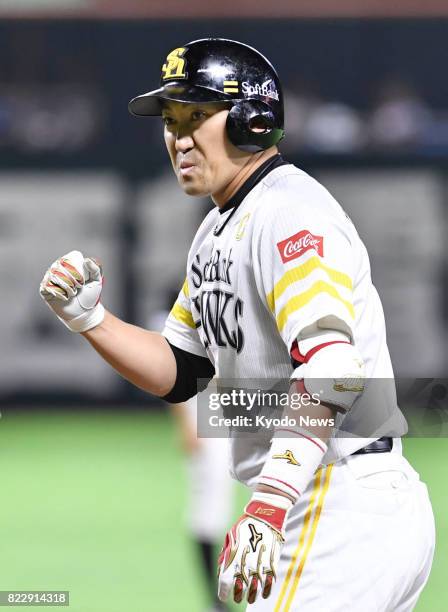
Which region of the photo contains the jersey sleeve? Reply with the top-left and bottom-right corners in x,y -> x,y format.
162,278 -> 208,358
253,191 -> 356,352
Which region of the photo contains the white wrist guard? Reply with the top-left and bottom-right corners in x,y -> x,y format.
257,428 -> 327,503
58,302 -> 105,333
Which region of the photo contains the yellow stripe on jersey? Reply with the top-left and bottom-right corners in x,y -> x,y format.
170,301 -> 195,329
274,468 -> 323,612
181,278 -> 189,298
266,257 -> 352,312
283,465 -> 333,611
275,280 -> 355,331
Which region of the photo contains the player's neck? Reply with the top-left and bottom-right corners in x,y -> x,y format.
212,147 -> 278,208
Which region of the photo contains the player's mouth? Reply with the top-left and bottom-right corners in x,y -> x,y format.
179,159 -> 198,177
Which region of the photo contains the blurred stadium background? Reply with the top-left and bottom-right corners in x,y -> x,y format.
0,1 -> 447,610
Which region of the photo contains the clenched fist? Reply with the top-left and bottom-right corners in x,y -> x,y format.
39,250 -> 105,333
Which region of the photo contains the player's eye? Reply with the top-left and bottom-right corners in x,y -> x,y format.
191,110 -> 207,122
162,116 -> 175,126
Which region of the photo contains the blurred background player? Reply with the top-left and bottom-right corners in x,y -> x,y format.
171,396 -> 233,612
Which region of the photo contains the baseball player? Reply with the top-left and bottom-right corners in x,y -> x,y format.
40,39 -> 435,611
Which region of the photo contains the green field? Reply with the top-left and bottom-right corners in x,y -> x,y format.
1,410 -> 446,611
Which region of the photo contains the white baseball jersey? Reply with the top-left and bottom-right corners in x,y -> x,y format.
163,161 -> 406,486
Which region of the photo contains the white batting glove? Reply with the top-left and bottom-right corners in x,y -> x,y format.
39,250 -> 105,333
217,492 -> 292,605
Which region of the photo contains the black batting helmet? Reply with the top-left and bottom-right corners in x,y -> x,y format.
128,38 -> 284,152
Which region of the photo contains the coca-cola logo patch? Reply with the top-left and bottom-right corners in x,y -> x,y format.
277,230 -> 324,263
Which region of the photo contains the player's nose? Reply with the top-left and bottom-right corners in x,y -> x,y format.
175,133 -> 194,153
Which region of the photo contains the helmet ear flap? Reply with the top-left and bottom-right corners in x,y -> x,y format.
226,100 -> 284,152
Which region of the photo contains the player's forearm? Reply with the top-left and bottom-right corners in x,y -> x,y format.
255,400 -> 335,501
81,310 -> 177,396
284,399 -> 336,443
254,385 -> 338,503
255,338 -> 365,500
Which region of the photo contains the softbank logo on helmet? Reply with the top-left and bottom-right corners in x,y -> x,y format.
161,47 -> 188,81
128,38 -> 285,152
242,80 -> 279,101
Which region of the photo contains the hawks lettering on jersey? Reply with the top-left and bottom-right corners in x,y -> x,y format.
191,249 -> 244,354
166,249 -> 244,357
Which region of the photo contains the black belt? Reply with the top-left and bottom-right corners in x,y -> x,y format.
352,437 -> 393,455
